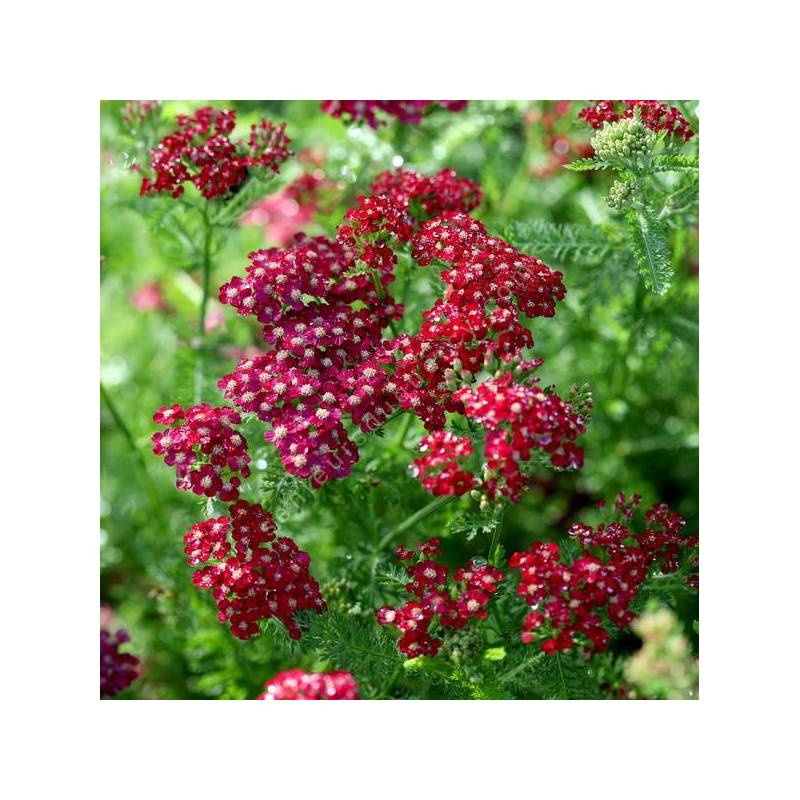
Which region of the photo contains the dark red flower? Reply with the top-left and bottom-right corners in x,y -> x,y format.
100,628 -> 140,698
510,499 -> 697,654
140,107 -> 291,199
578,100 -> 694,141
321,101 -> 468,128
185,501 -> 325,640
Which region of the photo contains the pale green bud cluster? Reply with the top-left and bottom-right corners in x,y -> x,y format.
624,604 -> 698,699
592,116 -> 656,162
606,179 -> 636,210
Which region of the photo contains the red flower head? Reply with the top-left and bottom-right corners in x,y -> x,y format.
140,107 -> 291,199
151,404 -> 251,502
186,501 -> 325,640
259,670 -> 360,699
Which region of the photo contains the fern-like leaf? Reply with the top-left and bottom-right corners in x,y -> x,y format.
625,205 -> 673,295
564,157 -> 613,172
303,612 -> 403,697
649,154 -> 699,173
504,220 -> 619,265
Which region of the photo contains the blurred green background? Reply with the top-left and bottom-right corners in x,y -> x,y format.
100,100 -> 698,698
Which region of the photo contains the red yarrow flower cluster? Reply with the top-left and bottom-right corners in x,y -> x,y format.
411,431 -> 478,496
258,670 -> 360,699
217,166 -> 580,495
578,100 -> 695,142
151,404 -> 251,501
377,538 -> 504,658
185,501 -> 325,640
140,106 -> 291,199
100,628 -> 140,698
509,497 -> 697,655
411,364 -> 586,503
321,100 -> 467,128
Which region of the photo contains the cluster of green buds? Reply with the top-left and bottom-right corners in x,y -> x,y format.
606,179 -> 637,211
441,625 -> 486,666
566,382 -> 593,425
470,470 -> 501,512
592,116 -> 656,164
624,603 -> 698,699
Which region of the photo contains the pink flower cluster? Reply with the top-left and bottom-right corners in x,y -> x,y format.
217,234 -> 400,486
185,500 -> 325,639
413,371 -> 586,502
258,670 -> 360,699
509,497 -> 697,655
377,538 -> 504,658
151,404 -> 251,501
241,170 -> 332,246
525,102 -> 595,176
121,100 -> 159,129
140,107 -> 291,199
321,100 -> 467,128
578,100 -> 695,141
100,628 -> 140,698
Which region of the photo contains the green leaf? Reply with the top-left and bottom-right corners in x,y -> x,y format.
649,154 -> 699,173
504,219 -> 621,265
625,204 -> 673,295
564,157 -> 613,172
303,612 -> 403,694
483,647 -> 507,662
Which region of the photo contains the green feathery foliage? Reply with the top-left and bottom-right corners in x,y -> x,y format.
625,203 -> 674,295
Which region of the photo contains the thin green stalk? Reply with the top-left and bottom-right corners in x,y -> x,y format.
487,503 -> 508,564
393,411 -> 414,450
194,204 -> 213,404
377,495 -> 457,552
371,269 -> 399,338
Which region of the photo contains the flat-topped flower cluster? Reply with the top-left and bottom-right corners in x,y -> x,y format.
184,500 -> 325,640
578,100 -> 694,142
509,494 -> 698,654
140,106 -> 291,199
377,538 -> 504,657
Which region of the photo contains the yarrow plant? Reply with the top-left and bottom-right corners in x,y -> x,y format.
103,100 -> 699,700
321,100 -> 467,128
100,628 -> 140,698
151,404 -> 251,501
258,670 -> 359,699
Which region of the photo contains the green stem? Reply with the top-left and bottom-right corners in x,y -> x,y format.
393,411 -> 414,450
371,269 -> 399,338
377,495 -> 457,552
100,383 -> 167,528
498,118 -> 535,217
194,204 -> 213,404
614,280 -> 646,395
487,503 -> 508,564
